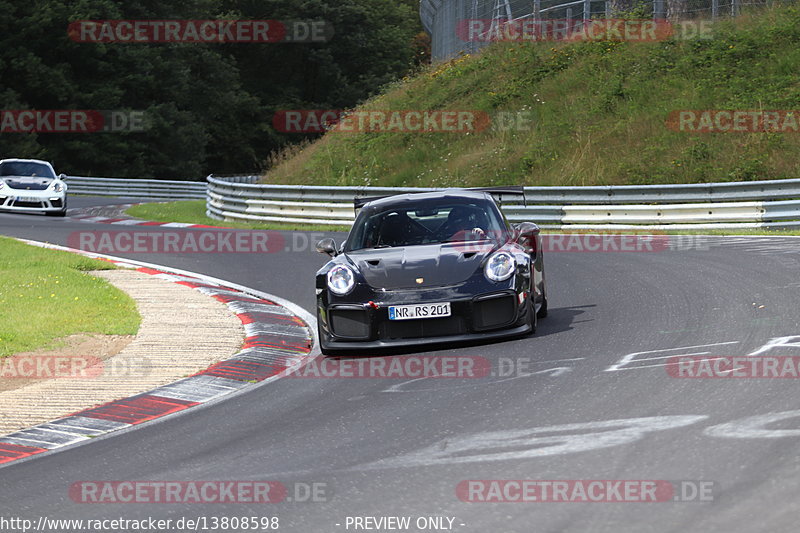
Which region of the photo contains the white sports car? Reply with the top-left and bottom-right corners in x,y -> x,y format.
0,159 -> 68,217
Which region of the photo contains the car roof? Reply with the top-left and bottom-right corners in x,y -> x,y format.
362,189 -> 494,210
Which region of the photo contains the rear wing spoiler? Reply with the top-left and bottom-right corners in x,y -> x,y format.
353,186 -> 526,211
353,195 -> 390,209
468,186 -> 526,206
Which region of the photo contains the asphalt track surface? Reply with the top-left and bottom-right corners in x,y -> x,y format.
3,197 -> 800,532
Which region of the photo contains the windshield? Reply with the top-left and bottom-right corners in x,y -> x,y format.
346,197 -> 508,251
0,162 -> 56,179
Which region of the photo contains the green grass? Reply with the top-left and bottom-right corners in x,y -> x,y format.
0,237 -> 141,357
265,4 -> 800,188
126,200 -> 351,231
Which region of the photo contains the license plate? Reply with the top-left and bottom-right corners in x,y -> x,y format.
388,302 -> 451,321
13,196 -> 39,203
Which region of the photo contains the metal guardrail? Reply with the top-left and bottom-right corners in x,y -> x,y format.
64,176 -> 207,200
206,175 -> 800,229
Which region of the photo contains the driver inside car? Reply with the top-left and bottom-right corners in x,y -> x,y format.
439,205 -> 488,241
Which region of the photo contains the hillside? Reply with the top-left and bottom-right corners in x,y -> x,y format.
264,4 -> 800,187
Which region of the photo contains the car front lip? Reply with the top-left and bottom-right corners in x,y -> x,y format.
318,287 -> 530,350
319,323 -> 532,351
0,185 -> 66,211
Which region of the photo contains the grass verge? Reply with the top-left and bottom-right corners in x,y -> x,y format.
0,237 -> 141,357
264,4 -> 800,188
125,200 -> 352,232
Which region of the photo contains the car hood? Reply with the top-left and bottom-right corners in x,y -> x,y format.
348,242 -> 497,289
1,176 -> 55,190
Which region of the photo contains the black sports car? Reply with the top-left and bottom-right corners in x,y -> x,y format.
314,187 -> 547,354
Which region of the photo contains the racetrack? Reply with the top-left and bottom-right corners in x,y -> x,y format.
2,197 -> 800,532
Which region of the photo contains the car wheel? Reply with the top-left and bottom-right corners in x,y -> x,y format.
536,289 -> 548,319
46,199 -> 67,217
527,295 -> 537,335
318,324 -> 338,356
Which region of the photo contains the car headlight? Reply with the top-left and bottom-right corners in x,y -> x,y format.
51,182 -> 64,193
484,251 -> 516,282
327,265 -> 356,295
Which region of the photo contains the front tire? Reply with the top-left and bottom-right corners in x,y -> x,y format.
318,324 -> 339,356
46,199 -> 67,217
527,296 -> 537,335
537,292 -> 548,319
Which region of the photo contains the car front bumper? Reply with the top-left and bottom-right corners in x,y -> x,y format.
0,188 -> 66,213
318,287 -> 532,352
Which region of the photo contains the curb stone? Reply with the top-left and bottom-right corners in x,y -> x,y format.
0,240 -> 316,467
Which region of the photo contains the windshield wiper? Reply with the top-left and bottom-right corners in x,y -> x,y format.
441,236 -> 491,244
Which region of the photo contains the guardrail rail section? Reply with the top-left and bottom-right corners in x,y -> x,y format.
206,175 -> 800,230
65,176 -> 208,200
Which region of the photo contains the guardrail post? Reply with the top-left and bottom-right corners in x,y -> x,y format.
653,0 -> 665,19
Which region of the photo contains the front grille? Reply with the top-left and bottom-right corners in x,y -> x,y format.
381,316 -> 466,339
6,181 -> 48,190
50,198 -> 63,208
12,200 -> 44,208
330,308 -> 370,339
473,293 -> 517,330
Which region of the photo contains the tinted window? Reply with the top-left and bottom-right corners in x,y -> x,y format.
346,196 -> 508,251
0,162 -> 56,178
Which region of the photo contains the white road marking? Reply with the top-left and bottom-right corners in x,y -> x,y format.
605,342 -> 740,372
748,336 -> 800,356
381,366 -> 573,393
358,415 -> 708,469
705,410 -> 800,439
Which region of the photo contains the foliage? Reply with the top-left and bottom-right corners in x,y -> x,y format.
0,0 -> 423,179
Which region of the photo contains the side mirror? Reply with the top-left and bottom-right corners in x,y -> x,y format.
316,238 -> 338,257
58,173 -> 67,180
515,222 -> 540,255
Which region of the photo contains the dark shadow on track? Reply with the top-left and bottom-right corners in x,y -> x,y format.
322,304 -> 594,359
